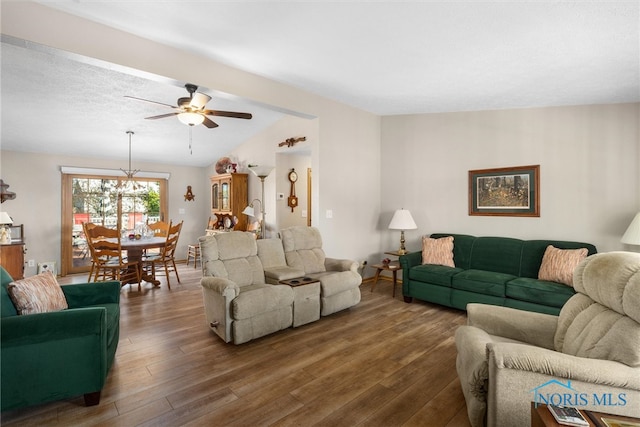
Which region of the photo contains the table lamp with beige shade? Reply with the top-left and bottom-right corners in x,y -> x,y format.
388,209 -> 417,255
622,212 -> 640,248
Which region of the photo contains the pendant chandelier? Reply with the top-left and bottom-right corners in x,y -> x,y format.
116,130 -> 141,193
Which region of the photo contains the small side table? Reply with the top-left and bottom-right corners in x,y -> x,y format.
370,261 -> 401,297
370,250 -> 406,297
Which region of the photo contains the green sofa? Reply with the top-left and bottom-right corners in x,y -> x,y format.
1,267 -> 120,411
400,233 -> 597,315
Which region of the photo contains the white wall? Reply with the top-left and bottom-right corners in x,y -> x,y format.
220,115 -> 317,238
380,103 -> 640,253
276,153 -> 311,230
0,150 -> 209,277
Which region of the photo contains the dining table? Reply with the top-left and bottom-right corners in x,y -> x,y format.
120,236 -> 167,286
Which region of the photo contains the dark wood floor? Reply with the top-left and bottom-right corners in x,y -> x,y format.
1,264 -> 472,426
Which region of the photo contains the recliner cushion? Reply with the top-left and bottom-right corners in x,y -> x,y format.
232,284 -> 293,320
256,238 -> 288,269
200,232 -> 266,287
556,294 -> 640,366
221,257 -> 265,287
555,252 -> 640,367
281,227 -> 327,274
304,271 -> 360,297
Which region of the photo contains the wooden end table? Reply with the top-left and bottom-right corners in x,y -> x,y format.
531,402 -> 640,427
370,261 -> 401,297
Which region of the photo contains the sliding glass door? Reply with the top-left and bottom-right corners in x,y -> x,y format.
61,173 -> 167,276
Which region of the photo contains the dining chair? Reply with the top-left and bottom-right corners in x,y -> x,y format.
72,223 -> 90,260
143,221 -> 183,289
186,243 -> 200,269
145,220 -> 171,257
146,220 -> 170,237
85,224 -> 141,290
82,222 -> 99,281
186,216 -> 213,269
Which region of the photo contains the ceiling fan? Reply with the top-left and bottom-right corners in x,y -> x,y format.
125,83 -> 252,128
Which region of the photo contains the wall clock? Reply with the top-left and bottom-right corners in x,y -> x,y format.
288,168 -> 298,212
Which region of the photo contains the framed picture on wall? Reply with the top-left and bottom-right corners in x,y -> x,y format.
469,165 -> 540,217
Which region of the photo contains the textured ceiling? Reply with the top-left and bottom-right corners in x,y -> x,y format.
1,39 -> 287,167
2,1 -> 639,167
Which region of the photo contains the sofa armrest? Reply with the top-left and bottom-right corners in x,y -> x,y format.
200,276 -> 240,298
62,281 -> 121,308
325,257 -> 358,273
1,307 -> 106,346
488,341 -> 640,391
467,303 -> 557,350
1,307 -> 110,411
399,251 -> 422,270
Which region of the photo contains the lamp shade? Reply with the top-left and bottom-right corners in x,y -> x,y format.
621,212 -> 640,245
242,206 -> 255,217
177,112 -> 205,126
248,165 -> 275,178
0,212 -> 13,225
388,209 -> 417,230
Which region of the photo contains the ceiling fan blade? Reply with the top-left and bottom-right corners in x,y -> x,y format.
203,110 -> 252,120
124,95 -> 177,109
145,112 -> 179,120
202,117 -> 219,128
190,92 -> 211,110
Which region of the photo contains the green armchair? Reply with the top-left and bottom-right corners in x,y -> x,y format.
1,266 -> 120,411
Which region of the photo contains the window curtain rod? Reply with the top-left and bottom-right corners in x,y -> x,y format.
60,166 -> 170,180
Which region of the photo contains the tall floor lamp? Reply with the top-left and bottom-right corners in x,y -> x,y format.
244,165 -> 274,238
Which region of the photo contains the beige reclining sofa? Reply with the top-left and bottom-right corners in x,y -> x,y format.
455,251 -> 640,426
200,226 -> 361,344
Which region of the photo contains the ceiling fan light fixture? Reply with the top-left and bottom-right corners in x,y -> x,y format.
178,112 -> 205,126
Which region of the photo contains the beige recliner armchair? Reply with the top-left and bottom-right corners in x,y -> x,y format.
455,251 -> 640,427
200,231 -> 294,344
280,226 -> 362,316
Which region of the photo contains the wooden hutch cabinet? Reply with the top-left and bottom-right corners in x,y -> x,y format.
210,173 -> 248,231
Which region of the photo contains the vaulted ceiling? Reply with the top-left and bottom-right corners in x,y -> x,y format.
2,1 -> 638,167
